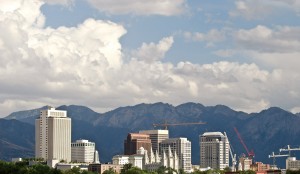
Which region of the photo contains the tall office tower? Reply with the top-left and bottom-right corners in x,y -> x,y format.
159,138 -> 192,172
35,107 -> 71,162
200,132 -> 229,170
139,130 -> 169,153
124,133 -> 152,156
71,139 -> 96,163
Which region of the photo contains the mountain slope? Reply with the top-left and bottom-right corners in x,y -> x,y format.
3,103 -> 300,168
0,119 -> 35,161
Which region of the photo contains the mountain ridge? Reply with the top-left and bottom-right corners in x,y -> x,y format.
2,102 -> 300,168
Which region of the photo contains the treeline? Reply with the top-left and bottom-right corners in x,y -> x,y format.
0,160 -> 95,174
2,161 -> 292,174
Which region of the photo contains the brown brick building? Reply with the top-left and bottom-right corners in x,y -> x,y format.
124,133 -> 152,155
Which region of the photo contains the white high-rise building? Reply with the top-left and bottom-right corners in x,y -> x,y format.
139,130 -> 169,153
35,107 -> 71,162
71,139 -> 96,163
159,138 -> 192,172
200,132 -> 229,170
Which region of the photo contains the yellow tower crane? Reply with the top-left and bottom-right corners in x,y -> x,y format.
153,121 -> 206,130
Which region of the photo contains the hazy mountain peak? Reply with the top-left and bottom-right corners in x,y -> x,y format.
259,107 -> 292,116
5,106 -> 48,119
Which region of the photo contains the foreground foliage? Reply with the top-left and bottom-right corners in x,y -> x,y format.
0,161 -> 95,174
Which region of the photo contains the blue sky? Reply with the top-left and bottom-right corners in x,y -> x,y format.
0,0 -> 300,116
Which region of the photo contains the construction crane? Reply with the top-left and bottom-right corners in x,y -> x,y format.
153,122 -> 206,130
279,145 -> 300,157
268,152 -> 289,168
233,127 -> 255,159
224,132 -> 237,171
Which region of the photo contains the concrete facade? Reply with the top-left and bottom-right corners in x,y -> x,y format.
286,157 -> 300,171
88,163 -> 122,174
71,139 -> 96,163
200,132 -> 229,170
139,129 -> 169,153
35,107 -> 71,162
159,137 -> 192,172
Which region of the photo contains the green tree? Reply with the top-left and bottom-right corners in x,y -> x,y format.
239,170 -> 255,174
64,167 -> 81,174
179,168 -> 185,174
126,167 -> 147,174
121,163 -> 133,174
103,168 -> 118,174
155,166 -> 178,174
31,164 -> 52,174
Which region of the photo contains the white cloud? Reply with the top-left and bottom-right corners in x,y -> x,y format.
0,0 -> 126,116
43,0 -> 73,6
230,0 -> 273,20
235,25 -> 300,53
184,29 -> 225,47
214,49 -> 236,58
291,106 -> 300,114
184,29 -> 225,42
1,0 -> 300,117
230,0 -> 300,19
132,37 -> 174,63
86,0 -> 187,16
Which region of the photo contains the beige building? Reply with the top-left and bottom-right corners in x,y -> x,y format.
139,129 -> 169,153
71,139 -> 96,163
238,156 -> 252,171
286,157 -> 300,170
112,154 -> 144,169
88,163 -> 122,174
200,132 -> 229,170
35,107 -> 71,162
160,137 -> 192,172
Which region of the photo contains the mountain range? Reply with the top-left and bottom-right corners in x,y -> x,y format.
1,102 -> 300,168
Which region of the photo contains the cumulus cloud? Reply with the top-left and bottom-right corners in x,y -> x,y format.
235,25 -> 300,53
230,0 -> 300,19
184,29 -> 226,47
86,0 -> 187,16
229,0 -> 273,20
214,49 -> 236,58
0,0 -> 126,116
1,0 -> 300,117
43,0 -> 73,6
132,37 -> 174,63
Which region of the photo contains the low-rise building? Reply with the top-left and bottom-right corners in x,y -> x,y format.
112,154 -> 144,169
88,163 -> 122,174
286,157 -> 300,171
251,162 -> 270,172
56,163 -> 89,171
71,139 -> 96,163
238,156 -> 252,171
112,155 -> 129,165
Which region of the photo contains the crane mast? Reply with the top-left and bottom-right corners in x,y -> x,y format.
224,132 -> 236,171
234,127 -> 255,159
268,152 -> 289,168
153,122 -> 206,130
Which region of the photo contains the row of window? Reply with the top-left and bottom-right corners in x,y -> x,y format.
71,143 -> 95,147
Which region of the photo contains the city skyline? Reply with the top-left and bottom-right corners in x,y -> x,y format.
0,0 -> 299,117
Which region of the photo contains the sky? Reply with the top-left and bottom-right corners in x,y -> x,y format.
0,0 -> 300,117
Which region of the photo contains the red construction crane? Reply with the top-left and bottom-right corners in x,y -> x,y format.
153,122 -> 206,130
234,127 -> 255,159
